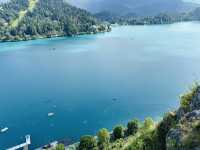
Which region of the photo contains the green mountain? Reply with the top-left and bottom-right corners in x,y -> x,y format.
69,0 -> 199,16
95,6 -> 200,25
0,0 -> 110,42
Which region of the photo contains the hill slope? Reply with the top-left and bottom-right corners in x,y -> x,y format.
71,0 -> 199,16
0,0 -> 110,41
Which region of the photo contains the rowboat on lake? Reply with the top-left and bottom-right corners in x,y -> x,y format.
1,127 -> 8,133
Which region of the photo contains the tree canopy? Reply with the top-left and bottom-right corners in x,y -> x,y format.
0,0 -> 110,41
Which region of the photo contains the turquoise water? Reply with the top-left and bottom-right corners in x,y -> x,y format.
1,22 -> 200,149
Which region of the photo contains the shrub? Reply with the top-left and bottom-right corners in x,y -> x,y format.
53,144 -> 65,150
111,139 -> 124,149
141,130 -> 157,150
155,112 -> 177,150
143,117 -> 155,131
79,135 -> 97,150
193,121 -> 200,132
113,125 -> 124,140
126,137 -> 143,150
97,128 -> 110,150
180,82 -> 199,111
127,119 -> 139,136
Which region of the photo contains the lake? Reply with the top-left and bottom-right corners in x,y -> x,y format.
1,22 -> 200,149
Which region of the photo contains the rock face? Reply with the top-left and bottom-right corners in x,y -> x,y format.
190,87 -> 200,111
166,86 -> 200,150
185,110 -> 200,121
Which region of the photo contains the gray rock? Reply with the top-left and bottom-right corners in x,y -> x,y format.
190,86 -> 200,111
176,107 -> 187,120
185,110 -> 200,121
166,86 -> 200,150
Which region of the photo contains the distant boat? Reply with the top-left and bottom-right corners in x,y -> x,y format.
48,112 -> 55,117
1,127 -> 8,133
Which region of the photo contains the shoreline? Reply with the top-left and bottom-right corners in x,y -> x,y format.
1,21 -> 199,43
0,29 -> 111,43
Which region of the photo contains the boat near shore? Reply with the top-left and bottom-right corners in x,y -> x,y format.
1,127 -> 8,133
48,112 -> 55,117
35,138 -> 74,150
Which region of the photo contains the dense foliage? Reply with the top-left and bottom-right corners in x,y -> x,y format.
113,125 -> 125,140
127,119 -> 139,136
79,135 -> 98,150
52,144 -> 65,150
97,128 -> 110,150
154,112 -> 177,150
95,8 -> 200,25
0,0 -> 110,41
180,83 -> 198,111
80,0 -> 198,16
95,12 -> 181,25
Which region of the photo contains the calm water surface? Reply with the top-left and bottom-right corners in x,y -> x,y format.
1,22 -> 200,149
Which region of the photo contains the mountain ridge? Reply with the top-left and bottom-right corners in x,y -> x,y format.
69,0 -> 200,16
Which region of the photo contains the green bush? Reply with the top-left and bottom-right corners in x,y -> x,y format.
52,144 -> 65,150
141,130 -> 157,150
155,112 -> 177,150
79,135 -> 97,150
97,128 -> 110,150
143,118 -> 155,131
127,119 -> 139,136
180,83 -> 199,111
127,125 -> 157,150
113,125 -> 124,140
194,121 -> 200,131
126,137 -> 143,150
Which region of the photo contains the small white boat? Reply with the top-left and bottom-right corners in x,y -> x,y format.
48,112 -> 55,117
1,127 -> 8,133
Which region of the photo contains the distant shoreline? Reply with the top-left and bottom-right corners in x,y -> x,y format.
0,29 -> 111,43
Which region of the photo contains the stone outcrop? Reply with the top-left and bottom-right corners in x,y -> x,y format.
166,86 -> 200,150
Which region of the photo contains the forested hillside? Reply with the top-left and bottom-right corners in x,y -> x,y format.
95,7 -> 200,25
0,0 -> 110,42
95,12 -> 184,25
69,0 -> 199,16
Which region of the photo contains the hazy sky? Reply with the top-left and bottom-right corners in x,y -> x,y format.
1,0 -> 200,5
66,0 -> 101,9
184,0 -> 200,3
67,0 -> 200,7
0,0 -> 9,3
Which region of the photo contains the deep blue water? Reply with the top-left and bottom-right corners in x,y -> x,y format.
1,22 -> 200,149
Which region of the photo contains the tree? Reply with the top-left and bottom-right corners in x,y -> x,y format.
127,119 -> 139,136
143,118 -> 155,131
97,128 -> 110,150
180,83 -> 199,111
79,135 -> 98,150
113,125 -> 124,140
155,112 -> 177,150
0,0 -> 109,42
